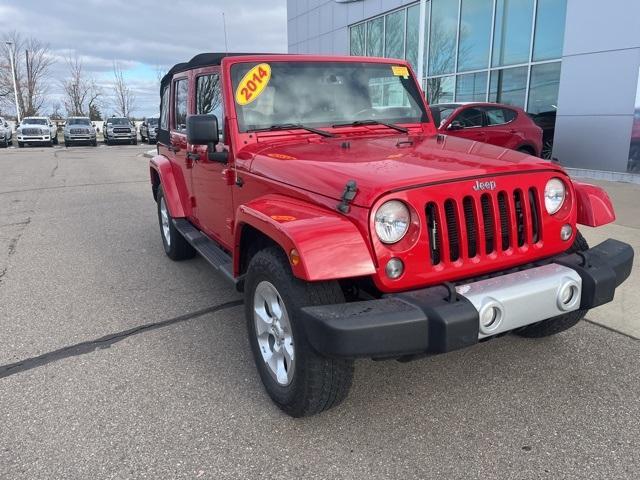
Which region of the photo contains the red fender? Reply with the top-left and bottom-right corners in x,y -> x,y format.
573,181 -> 616,227
234,195 -> 376,281
149,155 -> 187,218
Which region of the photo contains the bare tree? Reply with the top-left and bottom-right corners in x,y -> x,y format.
61,55 -> 103,117
112,62 -> 136,117
0,32 -> 54,117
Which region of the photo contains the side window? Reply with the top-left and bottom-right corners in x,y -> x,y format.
160,85 -> 170,130
196,74 -> 224,137
173,78 -> 188,132
454,108 -> 484,128
484,107 -> 516,126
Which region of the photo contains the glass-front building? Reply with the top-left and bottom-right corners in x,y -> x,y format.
348,0 -> 566,154
288,0 -> 640,175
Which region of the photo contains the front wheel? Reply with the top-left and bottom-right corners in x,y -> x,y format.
245,247 -> 354,417
515,232 -> 589,338
18,142 -> 24,148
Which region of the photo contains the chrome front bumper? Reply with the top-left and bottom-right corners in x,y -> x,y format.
456,264 -> 582,339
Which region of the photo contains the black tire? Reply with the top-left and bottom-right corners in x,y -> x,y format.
132,139 -> 137,145
92,140 -> 97,147
53,135 -> 58,145
64,142 -> 70,148
245,247 -> 354,417
105,137 -> 111,146
156,186 -> 195,261
515,232 -> 589,338
18,141 -> 24,148
0,137 -> 7,148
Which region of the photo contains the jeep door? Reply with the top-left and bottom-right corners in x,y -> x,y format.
188,67 -> 235,249
163,74 -> 194,218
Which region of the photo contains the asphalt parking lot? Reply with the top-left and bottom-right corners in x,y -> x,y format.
1,144 -> 639,479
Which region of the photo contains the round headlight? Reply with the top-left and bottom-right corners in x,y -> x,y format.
374,200 -> 410,244
544,178 -> 566,214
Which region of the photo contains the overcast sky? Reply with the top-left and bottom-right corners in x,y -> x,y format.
0,0 -> 287,117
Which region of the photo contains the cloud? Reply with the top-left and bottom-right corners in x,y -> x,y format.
0,0 -> 287,116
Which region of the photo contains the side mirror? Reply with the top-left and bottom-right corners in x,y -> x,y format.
448,120 -> 464,131
187,114 -> 219,146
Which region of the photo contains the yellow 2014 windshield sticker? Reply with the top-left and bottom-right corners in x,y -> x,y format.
235,63 -> 272,106
392,65 -> 409,78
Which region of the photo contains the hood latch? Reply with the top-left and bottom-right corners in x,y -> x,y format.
337,180 -> 358,214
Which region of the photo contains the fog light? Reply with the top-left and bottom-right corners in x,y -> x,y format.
560,224 -> 573,241
385,258 -> 404,279
478,300 -> 503,334
557,281 -> 580,311
481,306 -> 499,328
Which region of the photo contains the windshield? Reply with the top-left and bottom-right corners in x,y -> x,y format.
429,105 -> 459,128
24,118 -> 47,125
68,118 -> 91,125
147,118 -> 159,126
231,61 -> 428,132
107,118 -> 130,125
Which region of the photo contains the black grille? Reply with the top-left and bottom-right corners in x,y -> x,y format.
70,128 -> 89,135
444,199 -> 459,262
426,187 -> 543,265
22,128 -> 42,135
113,127 -> 131,133
463,197 -> 477,258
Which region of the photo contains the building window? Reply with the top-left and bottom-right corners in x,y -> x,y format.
405,4 -> 420,70
385,9 -> 405,59
492,0 -> 535,67
533,0 -> 568,61
429,0 -> 459,76
456,72 -> 488,102
458,0 -> 493,72
527,62 -> 561,115
427,75 -> 455,104
489,66 -> 528,108
366,16 -> 384,57
350,23 -> 366,56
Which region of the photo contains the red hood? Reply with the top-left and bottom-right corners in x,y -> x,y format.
246,133 -> 564,207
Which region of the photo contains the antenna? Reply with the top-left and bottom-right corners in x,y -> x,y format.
222,12 -> 229,53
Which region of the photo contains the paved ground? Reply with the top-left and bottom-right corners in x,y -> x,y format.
0,145 -> 638,479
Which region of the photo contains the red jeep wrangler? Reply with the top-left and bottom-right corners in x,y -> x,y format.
150,53 -> 633,417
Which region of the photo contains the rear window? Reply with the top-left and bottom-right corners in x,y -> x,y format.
484,107 -> 516,126
174,79 -> 188,132
160,86 -> 170,130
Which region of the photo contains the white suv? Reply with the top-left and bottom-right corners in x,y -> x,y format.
17,117 -> 58,147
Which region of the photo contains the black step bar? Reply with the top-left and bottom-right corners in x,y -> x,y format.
172,219 -> 236,284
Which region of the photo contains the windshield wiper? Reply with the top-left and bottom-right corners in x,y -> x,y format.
332,120 -> 408,134
247,123 -> 336,138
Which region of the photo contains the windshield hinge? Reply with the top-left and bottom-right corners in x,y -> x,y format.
337,180 -> 358,214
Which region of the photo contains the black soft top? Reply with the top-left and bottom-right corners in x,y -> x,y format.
159,52 -> 266,95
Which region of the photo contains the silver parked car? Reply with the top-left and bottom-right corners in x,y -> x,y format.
64,117 -> 97,147
103,117 -> 137,145
0,117 -> 11,148
139,117 -> 158,143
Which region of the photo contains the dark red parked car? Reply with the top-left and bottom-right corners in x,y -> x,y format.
430,102 -> 543,157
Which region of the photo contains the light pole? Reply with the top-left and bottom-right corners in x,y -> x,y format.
5,41 -> 21,123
